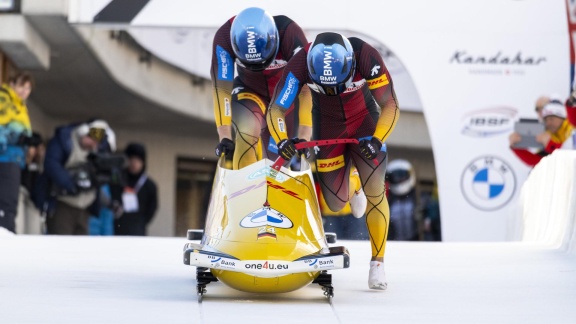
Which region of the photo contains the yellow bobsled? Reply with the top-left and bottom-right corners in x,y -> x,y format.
183,140 -> 353,298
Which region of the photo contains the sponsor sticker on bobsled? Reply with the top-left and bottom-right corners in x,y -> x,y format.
247,167 -> 285,181
240,207 -> 294,229
318,259 -> 335,269
305,258 -> 336,269
245,261 -> 289,271
206,255 -> 236,270
306,259 -> 319,269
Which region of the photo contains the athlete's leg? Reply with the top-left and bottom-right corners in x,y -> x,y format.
348,166 -> 361,199
231,90 -> 268,169
350,146 -> 389,262
314,144 -> 352,214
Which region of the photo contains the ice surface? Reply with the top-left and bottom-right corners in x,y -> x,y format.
0,236 -> 575,324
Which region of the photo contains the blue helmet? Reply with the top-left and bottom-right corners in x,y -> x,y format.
230,7 -> 279,72
307,33 -> 356,96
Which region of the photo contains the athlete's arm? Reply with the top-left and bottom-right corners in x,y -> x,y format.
511,148 -> 543,167
267,48 -> 309,144
352,38 -> 400,144
276,16 -> 311,141
210,20 -> 236,141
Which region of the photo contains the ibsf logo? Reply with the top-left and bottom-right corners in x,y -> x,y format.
461,107 -> 518,137
461,156 -> 516,211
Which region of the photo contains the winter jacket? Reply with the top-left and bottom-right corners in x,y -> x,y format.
0,84 -> 32,168
114,172 -> 158,236
511,119 -> 573,167
40,123 -> 113,213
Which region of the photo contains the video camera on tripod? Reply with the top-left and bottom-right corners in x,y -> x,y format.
54,152 -> 126,196
87,152 -> 126,187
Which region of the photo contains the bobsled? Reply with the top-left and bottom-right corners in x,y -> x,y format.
183,139 -> 358,298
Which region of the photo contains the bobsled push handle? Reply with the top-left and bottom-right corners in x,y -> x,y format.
272,138 -> 359,171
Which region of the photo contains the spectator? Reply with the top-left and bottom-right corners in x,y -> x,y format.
18,132 -> 44,234
114,143 -> 158,236
423,184 -> 441,241
88,185 -> 115,236
386,159 -> 419,241
534,95 -> 550,121
43,119 -> 115,235
0,72 -> 34,233
510,97 -> 573,167
21,132 -> 44,195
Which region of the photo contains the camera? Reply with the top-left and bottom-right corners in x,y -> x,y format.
52,152 -> 126,196
87,152 -> 126,186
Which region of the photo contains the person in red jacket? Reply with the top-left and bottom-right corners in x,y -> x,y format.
510,98 -> 574,166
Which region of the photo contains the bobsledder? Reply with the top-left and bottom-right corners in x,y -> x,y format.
183,139 -> 359,299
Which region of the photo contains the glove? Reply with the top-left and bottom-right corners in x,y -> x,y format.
293,138 -> 311,159
359,137 -> 382,160
215,138 -> 235,158
277,138 -> 297,160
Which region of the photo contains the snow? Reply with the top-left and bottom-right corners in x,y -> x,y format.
0,227 -> 15,237
0,236 -> 575,324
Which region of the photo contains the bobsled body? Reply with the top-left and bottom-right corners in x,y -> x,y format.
184,158 -> 349,293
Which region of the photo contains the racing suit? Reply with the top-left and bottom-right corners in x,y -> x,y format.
267,37 -> 400,260
210,15 -> 311,169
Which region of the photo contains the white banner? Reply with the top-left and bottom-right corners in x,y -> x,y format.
69,0 -> 571,241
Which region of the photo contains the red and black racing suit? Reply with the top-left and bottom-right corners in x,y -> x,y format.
210,15 -> 311,169
267,37 -> 400,260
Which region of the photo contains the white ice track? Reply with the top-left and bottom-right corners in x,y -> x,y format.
1,235 -> 575,324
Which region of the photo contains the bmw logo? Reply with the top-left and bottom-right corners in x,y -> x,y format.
461,156 -> 516,211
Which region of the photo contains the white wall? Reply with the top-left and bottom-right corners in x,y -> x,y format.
512,150 -> 576,254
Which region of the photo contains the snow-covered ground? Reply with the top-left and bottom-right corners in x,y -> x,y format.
1,235 -> 575,324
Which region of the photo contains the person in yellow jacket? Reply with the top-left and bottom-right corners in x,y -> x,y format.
0,72 -> 34,233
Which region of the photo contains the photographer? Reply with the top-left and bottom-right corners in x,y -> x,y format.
0,73 -> 34,233
43,119 -> 117,235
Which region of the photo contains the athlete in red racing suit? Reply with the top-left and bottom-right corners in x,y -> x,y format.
267,32 -> 400,289
211,7 -> 311,169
